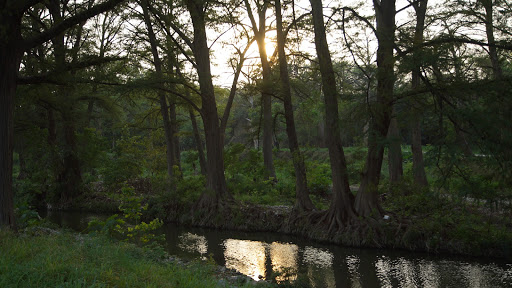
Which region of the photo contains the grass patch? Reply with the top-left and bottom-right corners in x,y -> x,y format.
0,228 -> 269,288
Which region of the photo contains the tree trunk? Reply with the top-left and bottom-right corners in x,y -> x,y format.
59,112 -> 82,203
0,10 -> 22,229
244,0 -> 276,180
170,101 -> 181,173
410,0 -> 428,187
276,0 -> 314,211
355,0 -> 395,218
50,0 -> 84,203
309,0 -> 358,229
482,0 -> 503,79
141,0 -> 176,184
387,113 -> 403,184
186,0 -> 232,208
189,107 -> 207,175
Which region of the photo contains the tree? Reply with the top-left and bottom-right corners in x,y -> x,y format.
355,0 -> 395,218
410,0 -> 429,187
0,0 -> 126,229
309,0 -> 358,230
243,0 -> 277,180
141,0 -> 179,186
184,0 -> 233,211
275,0 -> 314,211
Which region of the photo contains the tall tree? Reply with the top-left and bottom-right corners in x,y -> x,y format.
0,0 -> 126,229
184,0 -> 233,211
141,0 -> 178,185
410,0 -> 428,187
309,0 -> 358,230
243,0 -> 277,180
275,0 -> 314,211
480,0 -> 503,79
48,0 -> 87,203
355,0 -> 396,218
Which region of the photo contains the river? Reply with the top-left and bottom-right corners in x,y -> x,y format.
43,210 -> 512,287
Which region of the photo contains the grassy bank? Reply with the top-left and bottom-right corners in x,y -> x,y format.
0,228 -> 270,288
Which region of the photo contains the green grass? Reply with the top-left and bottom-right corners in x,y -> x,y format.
0,228 -> 269,288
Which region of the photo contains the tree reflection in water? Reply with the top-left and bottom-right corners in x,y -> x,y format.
43,213 -> 512,287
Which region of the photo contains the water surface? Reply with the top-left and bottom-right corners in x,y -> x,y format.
44,210 -> 512,287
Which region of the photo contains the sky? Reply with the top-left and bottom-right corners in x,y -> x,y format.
205,0 -> 431,88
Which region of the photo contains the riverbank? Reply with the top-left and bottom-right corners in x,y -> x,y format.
0,227 -> 272,288
61,187 -> 512,261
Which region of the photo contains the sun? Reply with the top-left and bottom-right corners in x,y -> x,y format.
265,39 -> 276,57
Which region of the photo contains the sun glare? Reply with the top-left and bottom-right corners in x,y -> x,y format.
265,40 -> 276,57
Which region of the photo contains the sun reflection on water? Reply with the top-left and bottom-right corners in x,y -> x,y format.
270,242 -> 299,283
223,239 -> 266,281
175,231 -> 512,287
303,246 -> 334,267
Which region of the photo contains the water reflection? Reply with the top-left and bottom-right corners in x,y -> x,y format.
374,256 -> 512,288
270,242 -> 298,283
224,239 -> 266,280
180,233 -> 512,287
178,232 -> 208,259
346,255 -> 362,288
303,246 -> 336,288
44,212 -> 512,288
418,260 -> 439,287
303,246 -> 333,267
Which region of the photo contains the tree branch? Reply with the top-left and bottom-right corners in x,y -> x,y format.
24,0 -> 126,50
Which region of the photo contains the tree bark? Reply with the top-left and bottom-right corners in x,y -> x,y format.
59,111 -> 82,202
410,0 -> 428,187
0,10 -> 21,229
387,113 -> 403,184
185,0 -> 232,208
309,0 -> 357,228
275,0 -> 314,211
189,107 -> 207,175
355,0 -> 396,218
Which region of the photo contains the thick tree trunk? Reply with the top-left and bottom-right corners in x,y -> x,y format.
189,107 -> 207,175
142,0 -> 176,183
411,117 -> 428,186
387,114 -> 403,184
276,0 -> 314,211
410,0 -> 428,187
50,0 -> 84,203
309,0 -> 357,228
0,11 -> 22,229
355,0 -> 395,218
59,113 -> 82,202
186,0 -> 232,208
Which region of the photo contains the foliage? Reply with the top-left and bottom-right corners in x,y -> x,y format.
100,131 -> 145,188
87,185 -> 164,246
